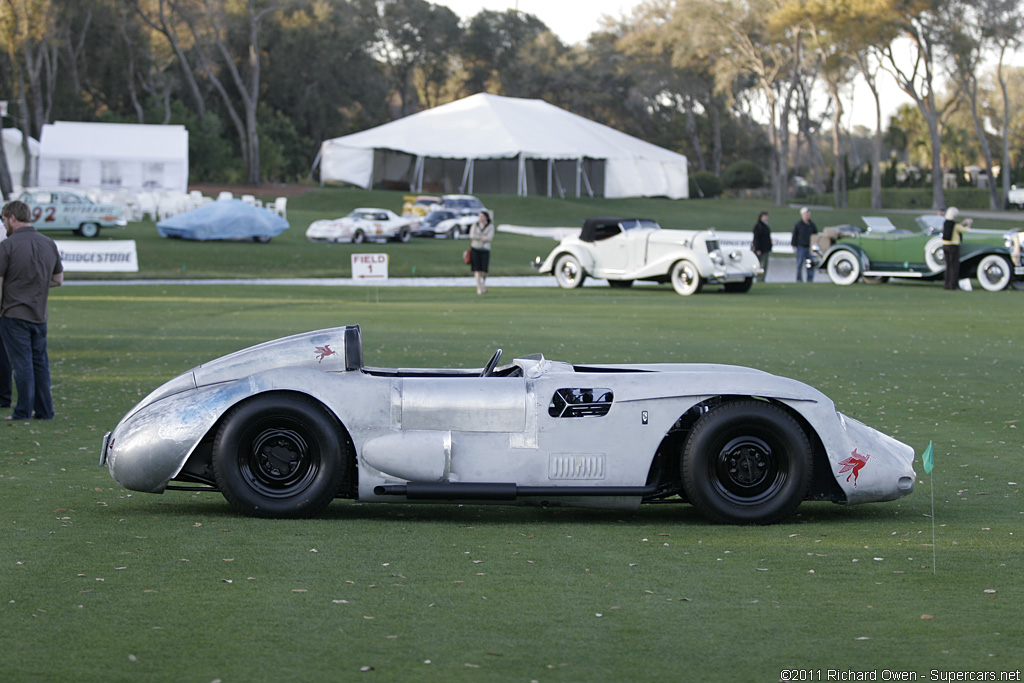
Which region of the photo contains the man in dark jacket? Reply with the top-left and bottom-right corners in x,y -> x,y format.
752,211 -> 772,282
0,200 -> 64,420
791,207 -> 818,282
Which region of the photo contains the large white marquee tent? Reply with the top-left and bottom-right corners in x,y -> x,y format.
317,93 -> 689,199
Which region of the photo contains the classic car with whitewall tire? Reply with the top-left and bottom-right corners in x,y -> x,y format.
817,215 -> 1023,291
16,189 -> 127,237
536,218 -> 761,295
100,325 -> 917,525
305,208 -> 414,243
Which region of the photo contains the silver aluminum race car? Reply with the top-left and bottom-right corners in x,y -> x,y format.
100,326 -> 916,524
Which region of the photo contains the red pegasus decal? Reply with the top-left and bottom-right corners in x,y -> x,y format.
837,448 -> 871,487
315,345 -> 337,364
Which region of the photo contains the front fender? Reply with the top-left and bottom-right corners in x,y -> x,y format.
538,241 -> 595,275
821,245 -> 869,270
105,367 -> 343,493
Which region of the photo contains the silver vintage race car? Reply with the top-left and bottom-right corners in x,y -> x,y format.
100,326 -> 916,524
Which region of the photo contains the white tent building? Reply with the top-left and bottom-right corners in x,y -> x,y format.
2,128 -> 40,187
318,94 -> 688,199
38,121 -> 189,192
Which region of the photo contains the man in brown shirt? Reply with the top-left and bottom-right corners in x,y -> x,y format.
0,200 -> 63,420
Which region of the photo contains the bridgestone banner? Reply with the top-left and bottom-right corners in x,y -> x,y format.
55,240 -> 139,272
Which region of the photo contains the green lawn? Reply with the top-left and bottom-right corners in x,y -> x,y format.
2,281 -> 1021,681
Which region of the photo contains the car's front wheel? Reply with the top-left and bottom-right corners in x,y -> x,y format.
976,254 -> 1012,291
212,394 -> 347,518
826,251 -> 861,285
924,237 -> 946,272
670,260 -> 702,295
553,254 -> 586,288
681,400 -> 813,525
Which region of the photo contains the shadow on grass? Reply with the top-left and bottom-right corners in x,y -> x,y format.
122,491 -> 901,528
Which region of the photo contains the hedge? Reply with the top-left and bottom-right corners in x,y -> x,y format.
799,187 -> 992,210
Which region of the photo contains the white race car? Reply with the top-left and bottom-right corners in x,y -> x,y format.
101,326 -> 916,525
306,208 -> 413,243
537,217 -> 762,295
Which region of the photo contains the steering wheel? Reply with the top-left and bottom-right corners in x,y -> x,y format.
481,349 -> 502,377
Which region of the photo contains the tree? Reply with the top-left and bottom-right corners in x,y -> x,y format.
0,0 -> 59,186
976,0 -> 1022,206
944,0 -> 999,208
363,0 -> 460,115
773,0 -> 899,208
879,0 -> 956,209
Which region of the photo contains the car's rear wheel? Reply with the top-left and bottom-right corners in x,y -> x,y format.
976,254 -> 1012,291
254,235 -> 271,244
447,226 -> 459,239
681,400 -> 813,524
351,230 -> 366,244
77,222 -> 100,238
554,254 -> 586,288
670,260 -> 702,295
212,394 -> 347,518
397,228 -> 411,243
826,251 -> 861,285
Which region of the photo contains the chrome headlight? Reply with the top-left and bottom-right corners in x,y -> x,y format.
729,251 -> 743,262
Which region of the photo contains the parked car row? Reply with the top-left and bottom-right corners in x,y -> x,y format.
306,194 -> 489,243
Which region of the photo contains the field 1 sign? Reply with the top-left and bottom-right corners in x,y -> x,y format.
351,253 -> 388,282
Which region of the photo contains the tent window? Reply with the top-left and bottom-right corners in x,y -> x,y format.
58,160 -> 81,185
143,162 -> 164,189
101,161 -> 122,187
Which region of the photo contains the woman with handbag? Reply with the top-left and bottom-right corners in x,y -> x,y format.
469,211 -> 495,294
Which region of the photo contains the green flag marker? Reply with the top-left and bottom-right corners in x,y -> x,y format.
921,441 -> 934,474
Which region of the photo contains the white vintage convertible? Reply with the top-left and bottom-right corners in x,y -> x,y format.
100,326 -> 916,524
536,217 -> 762,295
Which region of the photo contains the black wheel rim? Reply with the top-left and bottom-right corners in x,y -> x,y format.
238,421 -> 320,498
710,435 -> 787,505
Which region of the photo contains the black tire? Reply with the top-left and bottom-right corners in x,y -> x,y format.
681,400 -> 813,524
397,228 -> 411,243
607,279 -> 633,289
351,229 -> 366,244
254,235 -> 271,244
211,394 -> 347,518
724,277 -> 753,293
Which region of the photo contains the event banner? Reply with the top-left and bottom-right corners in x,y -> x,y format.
54,240 -> 139,272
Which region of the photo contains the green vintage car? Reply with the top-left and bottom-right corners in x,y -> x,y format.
816,215 -> 1024,291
